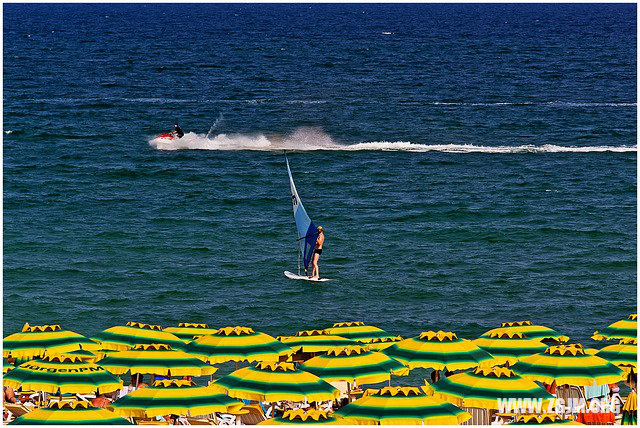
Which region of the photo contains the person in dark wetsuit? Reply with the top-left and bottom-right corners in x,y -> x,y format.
172,122 -> 184,138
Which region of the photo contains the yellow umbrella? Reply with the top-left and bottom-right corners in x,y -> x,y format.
2,355 -> 123,394
278,330 -> 360,353
511,344 -> 625,386
323,322 -> 400,344
185,326 -> 293,364
482,321 -> 569,343
3,324 -> 101,359
163,323 -> 218,342
383,330 -> 494,370
333,386 -> 471,425
93,322 -> 185,351
473,330 -> 548,366
210,361 -> 341,402
593,314 -> 637,341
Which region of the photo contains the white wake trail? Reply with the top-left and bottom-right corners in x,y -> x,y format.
149,127 -> 636,154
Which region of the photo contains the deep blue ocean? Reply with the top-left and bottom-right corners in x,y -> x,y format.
3,3 -> 637,373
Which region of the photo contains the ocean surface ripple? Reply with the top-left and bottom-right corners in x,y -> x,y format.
3,4 -> 636,372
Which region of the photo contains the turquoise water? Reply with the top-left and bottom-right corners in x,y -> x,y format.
3,4 -> 636,355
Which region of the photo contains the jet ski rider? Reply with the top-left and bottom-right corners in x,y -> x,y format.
172,122 -> 184,139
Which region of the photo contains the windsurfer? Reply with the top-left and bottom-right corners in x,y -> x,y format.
309,226 -> 324,279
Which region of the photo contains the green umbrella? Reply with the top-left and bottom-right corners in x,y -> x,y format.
185,326 -> 293,364
2,355 -> 123,394
473,330 -> 548,366
3,324 -> 101,359
163,323 -> 218,342
423,366 -> 555,410
278,330 -> 360,353
594,339 -> 637,373
107,379 -> 243,418
323,322 -> 400,343
383,330 -> 494,371
93,322 -> 185,351
333,386 -> 471,425
593,314 -> 637,341
210,361 -> 341,402
258,409 -> 341,425
10,401 -> 131,425
98,343 -> 217,377
481,321 -> 569,343
300,345 -> 408,385
511,344 -> 624,386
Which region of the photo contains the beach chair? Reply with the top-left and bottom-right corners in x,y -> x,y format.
461,407 -> 490,425
187,417 -> 217,425
4,403 -> 32,421
556,385 -> 587,419
237,404 -> 267,425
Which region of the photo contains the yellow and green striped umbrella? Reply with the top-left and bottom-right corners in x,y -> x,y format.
258,409 -> 341,425
511,344 -> 625,386
300,345 -> 409,385
2,355 -> 123,394
210,361 -> 341,402
366,337 -> 404,352
473,330 -> 548,366
9,401 -> 132,425
482,321 -> 569,343
4,362 -> 15,374
621,389 -> 637,425
163,323 -> 218,342
107,379 -> 243,418
592,314 -> 637,341
93,322 -> 185,351
383,331 -> 494,371
323,322 -> 400,344
46,347 -> 106,364
185,326 -> 293,364
508,413 -> 582,425
423,366 -> 555,410
594,339 -> 637,373
98,343 -> 217,377
3,324 -> 101,359
278,330 -> 360,353
333,386 -> 471,425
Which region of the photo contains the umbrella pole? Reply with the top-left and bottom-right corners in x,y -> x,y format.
235,362 -> 239,371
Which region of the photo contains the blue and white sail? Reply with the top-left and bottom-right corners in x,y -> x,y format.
285,154 -> 318,273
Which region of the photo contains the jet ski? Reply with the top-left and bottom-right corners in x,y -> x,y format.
155,133 -> 175,141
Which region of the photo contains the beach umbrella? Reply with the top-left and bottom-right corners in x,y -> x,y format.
3,323 -> 101,359
473,330 -> 548,366
592,314 -> 637,341
209,361 -> 341,402
422,366 -> 555,410
97,343 -> 217,377
323,322 -> 400,344
45,348 -> 106,364
300,345 -> 409,385
2,354 -> 123,394
621,389 -> 637,425
594,339 -> 637,373
511,344 -> 625,386
93,322 -> 185,351
163,322 -> 218,342
507,413 -> 582,425
185,326 -> 293,365
383,330 -> 494,371
9,401 -> 132,425
481,321 -> 569,343
366,337 -> 404,352
107,379 -> 243,418
278,330 -> 360,353
258,409 -> 341,425
333,386 -> 471,425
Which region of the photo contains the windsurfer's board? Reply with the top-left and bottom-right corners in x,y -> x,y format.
284,271 -> 330,282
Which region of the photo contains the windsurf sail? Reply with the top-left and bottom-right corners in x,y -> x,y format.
285,153 -> 318,274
